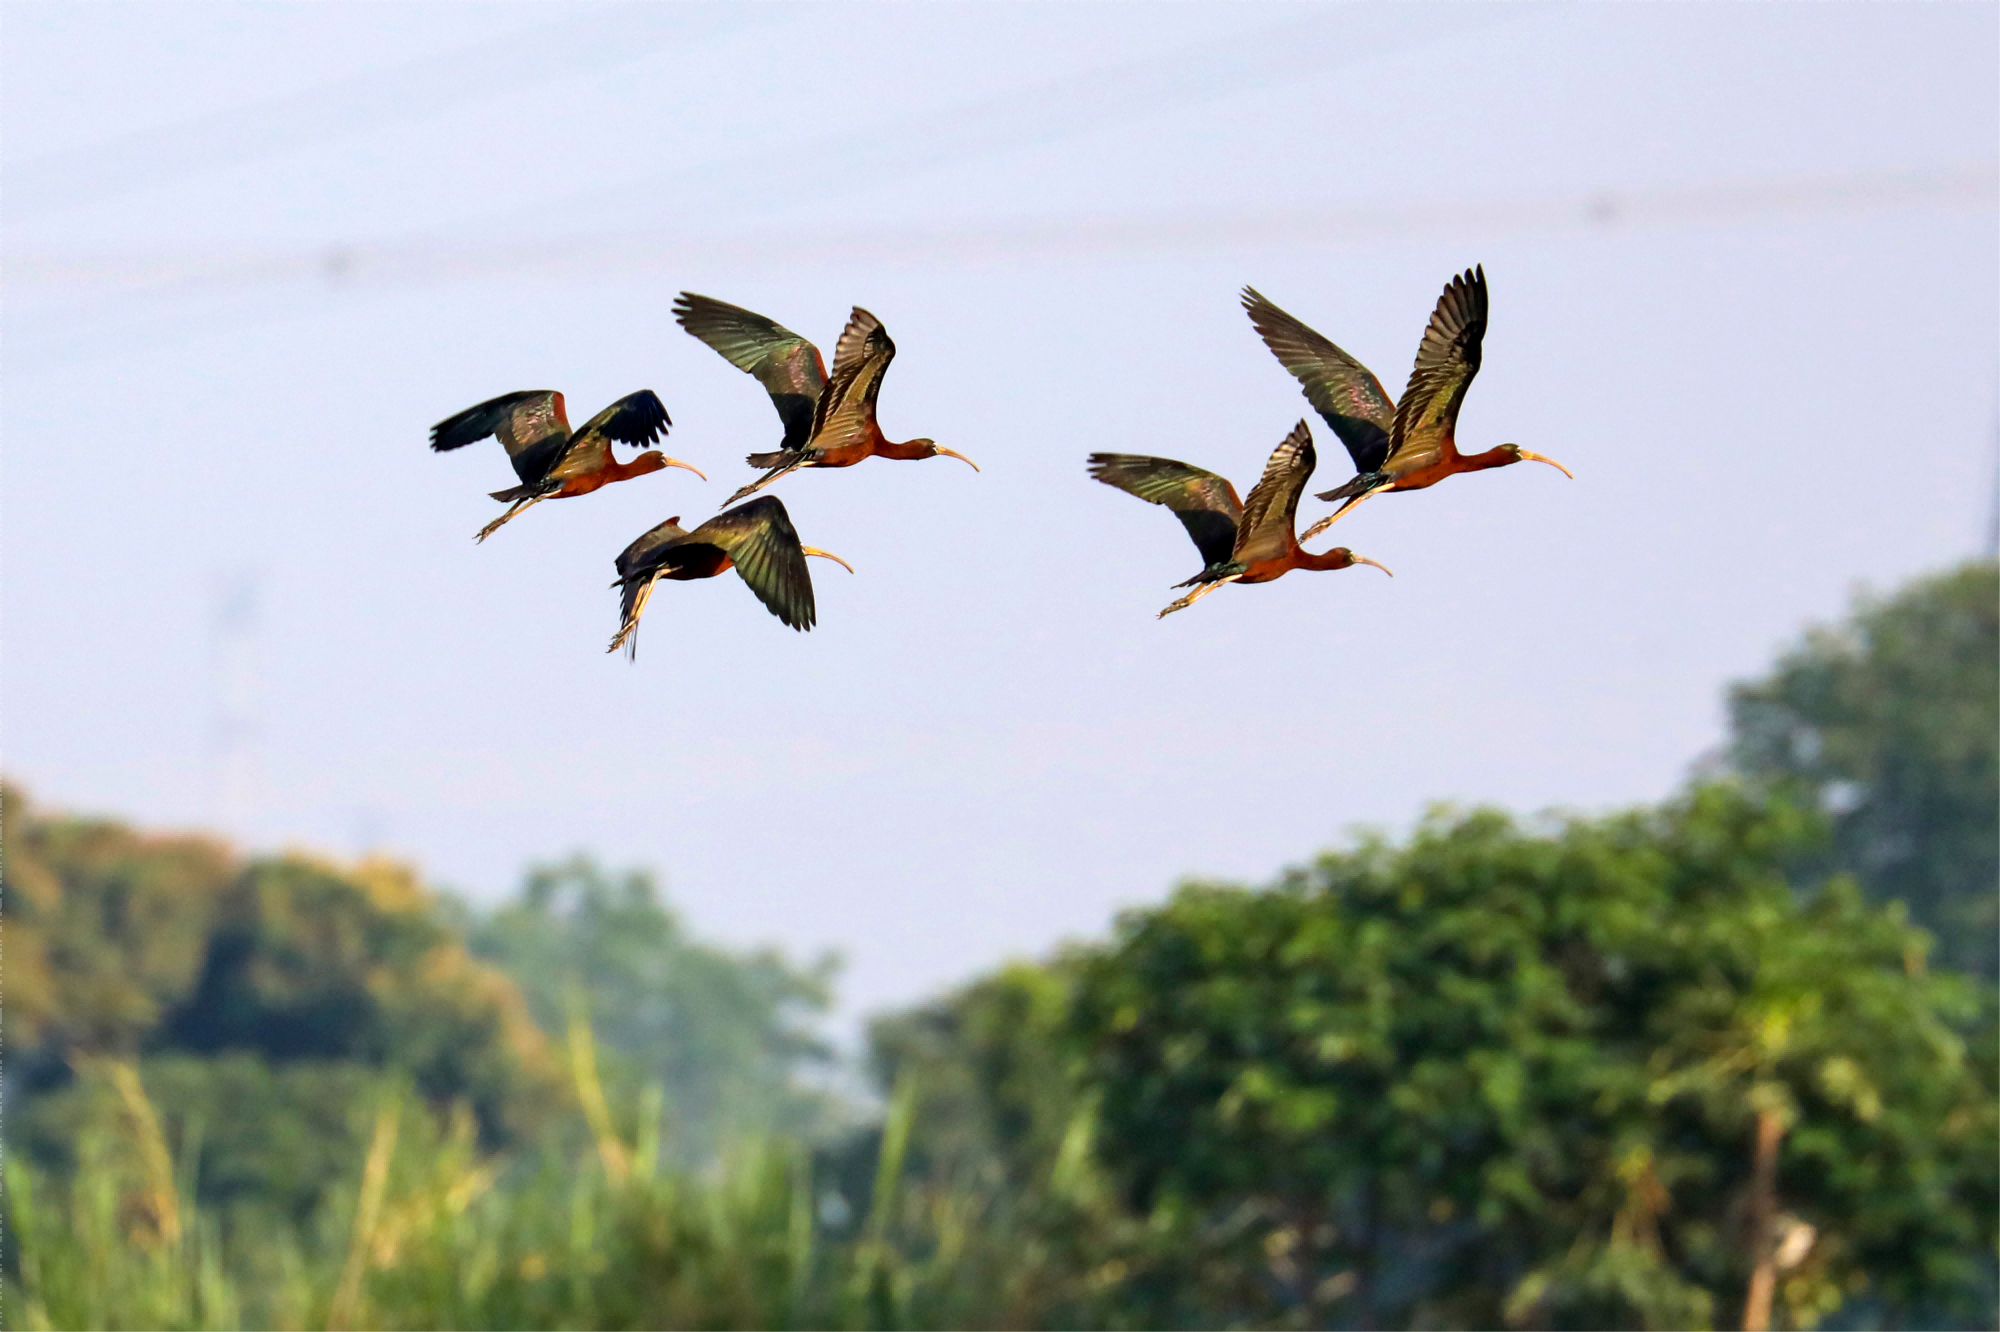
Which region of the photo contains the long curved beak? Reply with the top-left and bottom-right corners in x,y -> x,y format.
801,546 -> 855,574
1520,450 -> 1572,479
934,447 -> 980,473
1352,555 -> 1394,577
663,456 -> 708,481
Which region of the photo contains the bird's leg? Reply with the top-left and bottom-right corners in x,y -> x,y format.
1297,489 -> 1375,546
723,462 -> 804,508
607,579 -> 656,658
1157,573 -> 1242,619
476,494 -> 545,543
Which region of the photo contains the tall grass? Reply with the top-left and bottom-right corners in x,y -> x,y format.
2,1040 -> 1103,1330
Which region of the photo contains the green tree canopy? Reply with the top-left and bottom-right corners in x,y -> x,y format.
1062,786 -> 1994,1329
1728,559 -> 1999,977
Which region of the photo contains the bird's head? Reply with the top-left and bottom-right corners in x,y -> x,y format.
1333,549 -> 1394,577
1499,444 -> 1573,478
634,450 -> 709,481
915,440 -> 980,472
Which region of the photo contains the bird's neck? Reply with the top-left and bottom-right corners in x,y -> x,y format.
1292,544 -> 1355,572
1459,446 -> 1517,474
609,453 -> 662,481
874,437 -> 928,461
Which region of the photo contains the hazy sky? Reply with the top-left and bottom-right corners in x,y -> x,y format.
5,2 -> 1995,1024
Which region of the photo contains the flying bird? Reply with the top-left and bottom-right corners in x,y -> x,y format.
607,496 -> 854,658
429,389 -> 705,542
1242,266 -> 1570,543
1088,420 -> 1390,619
673,293 -> 977,505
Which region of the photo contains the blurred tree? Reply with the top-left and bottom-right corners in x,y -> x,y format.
1728,560 -> 1999,977
1,786 -> 559,1194
463,855 -> 842,1163
1066,787 -> 1995,1329
160,854 -> 554,1141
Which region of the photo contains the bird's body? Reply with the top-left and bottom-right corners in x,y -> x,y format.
673,293 -> 976,505
608,496 -> 853,657
1088,420 -> 1390,618
1242,266 -> 1570,543
429,389 -> 704,541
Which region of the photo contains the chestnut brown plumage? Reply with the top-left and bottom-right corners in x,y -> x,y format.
429,389 -> 705,541
607,496 -> 853,658
1243,267 -> 1570,542
1088,421 -> 1391,619
673,293 -> 976,504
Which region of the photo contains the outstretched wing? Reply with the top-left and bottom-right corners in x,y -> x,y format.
1242,287 -> 1395,474
550,390 -> 672,480
673,293 -> 827,451
429,390 -> 571,484
808,314 -> 895,452
1231,421 -> 1317,564
689,496 -> 817,630
830,306 -> 883,380
1383,266 -> 1487,477
1086,453 -> 1243,570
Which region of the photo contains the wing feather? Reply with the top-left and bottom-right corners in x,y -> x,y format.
1242,288 -> 1394,474
674,293 -> 827,451
808,321 -> 895,451
1086,453 -> 1243,569
1383,266 -> 1487,476
690,496 -> 816,631
547,390 -> 673,481
429,390 -> 571,484
1231,421 -> 1317,565
830,306 -> 884,380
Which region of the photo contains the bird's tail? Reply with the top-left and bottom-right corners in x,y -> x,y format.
1314,471 -> 1387,504
488,482 -> 535,502
1172,562 -> 1246,590
745,449 -> 802,470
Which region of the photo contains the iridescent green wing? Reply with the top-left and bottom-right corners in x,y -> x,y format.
429,389 -> 571,484
674,293 -> 827,452
548,390 -> 672,481
1242,287 -> 1395,474
689,496 -> 816,630
1086,453 -> 1243,569
1383,266 -> 1487,477
1231,421 -> 1317,564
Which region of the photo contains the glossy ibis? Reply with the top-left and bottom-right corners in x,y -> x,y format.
673,293 -> 976,505
1242,266 -> 1569,543
1088,420 -> 1390,619
607,496 -> 853,657
429,389 -> 704,542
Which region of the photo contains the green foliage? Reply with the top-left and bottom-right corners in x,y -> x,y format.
462,855 -> 842,1162
1,785 -> 559,1201
1065,786 -> 1996,1328
1729,559 -> 1999,976
15,1055 -> 397,1230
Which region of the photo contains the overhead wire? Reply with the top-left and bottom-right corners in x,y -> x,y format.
12,165 -> 1992,294
4,2 -> 794,218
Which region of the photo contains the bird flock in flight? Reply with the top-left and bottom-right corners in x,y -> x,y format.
430,268 -> 1570,657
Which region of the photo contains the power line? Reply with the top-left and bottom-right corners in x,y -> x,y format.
10,166 -> 1993,295
5,3 -> 792,218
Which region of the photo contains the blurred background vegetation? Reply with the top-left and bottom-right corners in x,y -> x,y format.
4,560 -> 1994,1330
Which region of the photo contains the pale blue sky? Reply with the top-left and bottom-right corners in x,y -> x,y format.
5,2 -> 1995,1022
